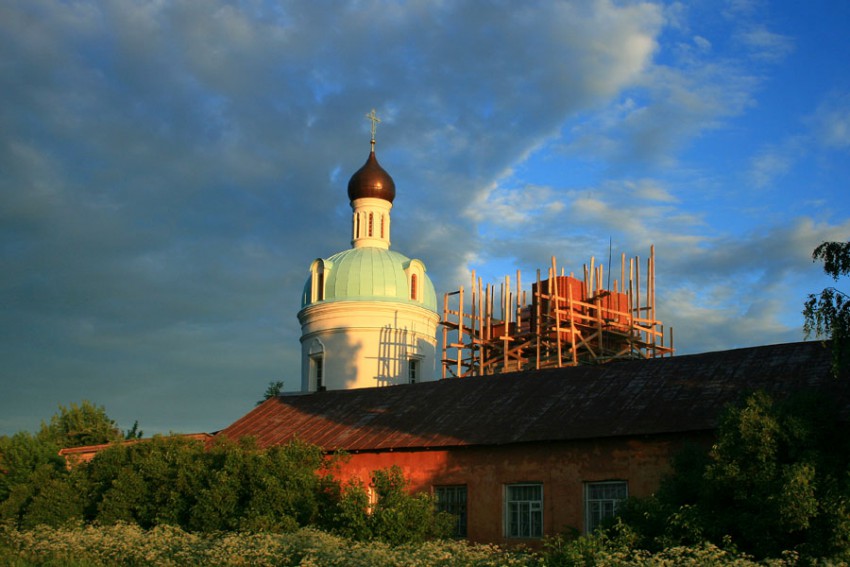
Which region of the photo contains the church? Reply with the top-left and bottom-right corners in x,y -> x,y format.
296,110 -> 439,392
216,113 -> 850,544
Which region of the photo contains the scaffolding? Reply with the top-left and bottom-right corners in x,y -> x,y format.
440,245 -> 674,378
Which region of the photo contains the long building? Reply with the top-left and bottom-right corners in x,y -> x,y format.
218,340 -> 848,544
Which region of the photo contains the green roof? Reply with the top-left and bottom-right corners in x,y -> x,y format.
301,247 -> 437,312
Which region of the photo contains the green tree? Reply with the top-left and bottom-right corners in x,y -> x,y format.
327,478 -> 372,541
0,408 -> 96,527
615,390 -> 850,560
38,401 -> 123,449
113,435 -> 206,528
0,432 -> 63,502
16,466 -> 87,529
124,420 -> 143,440
190,437 -> 326,532
804,240 -> 850,375
368,466 -> 455,545
257,380 -> 285,405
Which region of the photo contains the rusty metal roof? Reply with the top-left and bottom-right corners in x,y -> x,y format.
217,341 -> 849,451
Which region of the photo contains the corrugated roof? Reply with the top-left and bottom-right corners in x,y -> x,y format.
217,341 -> 849,452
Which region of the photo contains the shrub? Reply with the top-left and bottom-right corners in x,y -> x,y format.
0,523 -> 538,566
368,466 -> 455,545
608,390 -> 850,561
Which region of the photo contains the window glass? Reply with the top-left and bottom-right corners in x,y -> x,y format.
505,483 -> 542,538
409,359 -> 418,384
435,485 -> 467,537
585,481 -> 627,533
312,355 -> 324,391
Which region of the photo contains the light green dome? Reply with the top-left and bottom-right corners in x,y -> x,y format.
301,247 -> 437,312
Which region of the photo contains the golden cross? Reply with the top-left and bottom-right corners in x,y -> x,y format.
365,108 -> 381,143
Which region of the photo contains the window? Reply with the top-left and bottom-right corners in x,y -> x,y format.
368,212 -> 374,236
584,481 -> 627,533
435,485 -> 467,537
410,273 -> 418,300
409,358 -> 419,384
309,260 -> 326,303
380,214 -> 385,238
505,483 -> 542,538
312,355 -> 324,391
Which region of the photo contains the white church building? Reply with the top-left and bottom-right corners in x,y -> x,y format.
297,112 -> 440,392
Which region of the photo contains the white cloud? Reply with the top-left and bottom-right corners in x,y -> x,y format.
748,138 -> 803,189
809,91 -> 850,150
736,25 -> 795,62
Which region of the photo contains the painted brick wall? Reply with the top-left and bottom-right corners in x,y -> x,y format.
329,431 -> 711,545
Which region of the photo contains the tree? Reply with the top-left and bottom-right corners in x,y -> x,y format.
257,380 -> 285,405
0,432 -> 64,502
367,466 -> 455,545
38,401 -> 123,449
615,390 -> 850,560
804,240 -> 850,375
124,420 -> 143,440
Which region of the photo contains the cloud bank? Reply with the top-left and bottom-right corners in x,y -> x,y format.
1,0 -> 848,435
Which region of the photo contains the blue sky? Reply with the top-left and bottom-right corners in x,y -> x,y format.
2,0 -> 849,437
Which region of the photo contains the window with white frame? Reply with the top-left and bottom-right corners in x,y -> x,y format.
505,483 -> 542,538
316,271 -> 324,301
435,485 -> 467,537
309,260 -> 326,303
584,481 -> 627,533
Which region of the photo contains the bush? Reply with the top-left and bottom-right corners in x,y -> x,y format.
368,466 -> 456,545
608,390 -> 850,561
0,523 -> 535,567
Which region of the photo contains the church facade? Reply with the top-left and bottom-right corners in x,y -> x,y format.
297,113 -> 439,392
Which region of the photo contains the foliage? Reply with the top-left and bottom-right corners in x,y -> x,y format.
0,433 -> 64,502
611,390 -> 850,561
257,380 -> 284,405
37,402 -> 123,449
317,465 -> 454,544
1,413 -> 453,547
189,436 -> 328,532
367,466 -> 456,545
123,421 -> 143,441
0,523 -> 532,567
328,478 -> 373,541
1,521 -> 809,566
92,435 -> 207,528
804,240 -> 850,375
540,521 -> 793,567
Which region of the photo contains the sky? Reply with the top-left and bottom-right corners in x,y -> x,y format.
2,0 -> 849,437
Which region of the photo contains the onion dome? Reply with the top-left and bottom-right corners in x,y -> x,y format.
347,148 -> 396,203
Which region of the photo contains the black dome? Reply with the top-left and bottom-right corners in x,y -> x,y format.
347,150 -> 396,203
